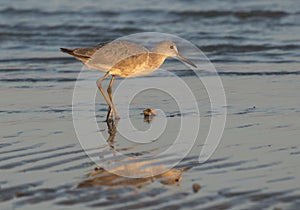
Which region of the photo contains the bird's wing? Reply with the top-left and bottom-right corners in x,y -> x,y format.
71,44 -> 106,59
86,41 -> 149,70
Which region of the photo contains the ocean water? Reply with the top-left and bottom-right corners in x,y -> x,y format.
1,0 -> 300,209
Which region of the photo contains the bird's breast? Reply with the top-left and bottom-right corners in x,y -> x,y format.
109,53 -> 167,78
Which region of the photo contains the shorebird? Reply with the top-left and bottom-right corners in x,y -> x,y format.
60,40 -> 196,121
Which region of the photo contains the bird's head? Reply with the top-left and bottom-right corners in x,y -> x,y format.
152,41 -> 197,68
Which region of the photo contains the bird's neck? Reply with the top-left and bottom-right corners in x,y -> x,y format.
148,53 -> 168,70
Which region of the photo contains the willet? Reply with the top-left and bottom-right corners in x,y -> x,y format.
61,40 -> 196,121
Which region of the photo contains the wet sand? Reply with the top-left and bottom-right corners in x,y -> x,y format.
1,75 -> 300,209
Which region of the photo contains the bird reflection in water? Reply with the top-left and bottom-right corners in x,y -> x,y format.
106,118 -> 118,151
78,163 -> 188,188
78,110 -> 190,188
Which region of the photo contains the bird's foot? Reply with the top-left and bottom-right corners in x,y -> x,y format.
105,117 -> 114,123
105,108 -> 120,122
105,115 -> 120,123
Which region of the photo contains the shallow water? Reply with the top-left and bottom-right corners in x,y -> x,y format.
1,0 -> 300,209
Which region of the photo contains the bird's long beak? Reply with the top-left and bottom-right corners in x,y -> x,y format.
177,54 -> 197,68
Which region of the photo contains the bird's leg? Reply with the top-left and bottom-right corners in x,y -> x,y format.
106,117 -> 119,152
106,77 -> 113,120
96,73 -> 118,121
107,75 -> 119,120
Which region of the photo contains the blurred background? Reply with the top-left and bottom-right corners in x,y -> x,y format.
1,0 -> 300,75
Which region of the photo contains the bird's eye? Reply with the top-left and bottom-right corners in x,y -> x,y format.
170,45 -> 174,49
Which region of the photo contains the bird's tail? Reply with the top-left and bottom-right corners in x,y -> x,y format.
60,47 -> 91,63
60,48 -> 75,56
